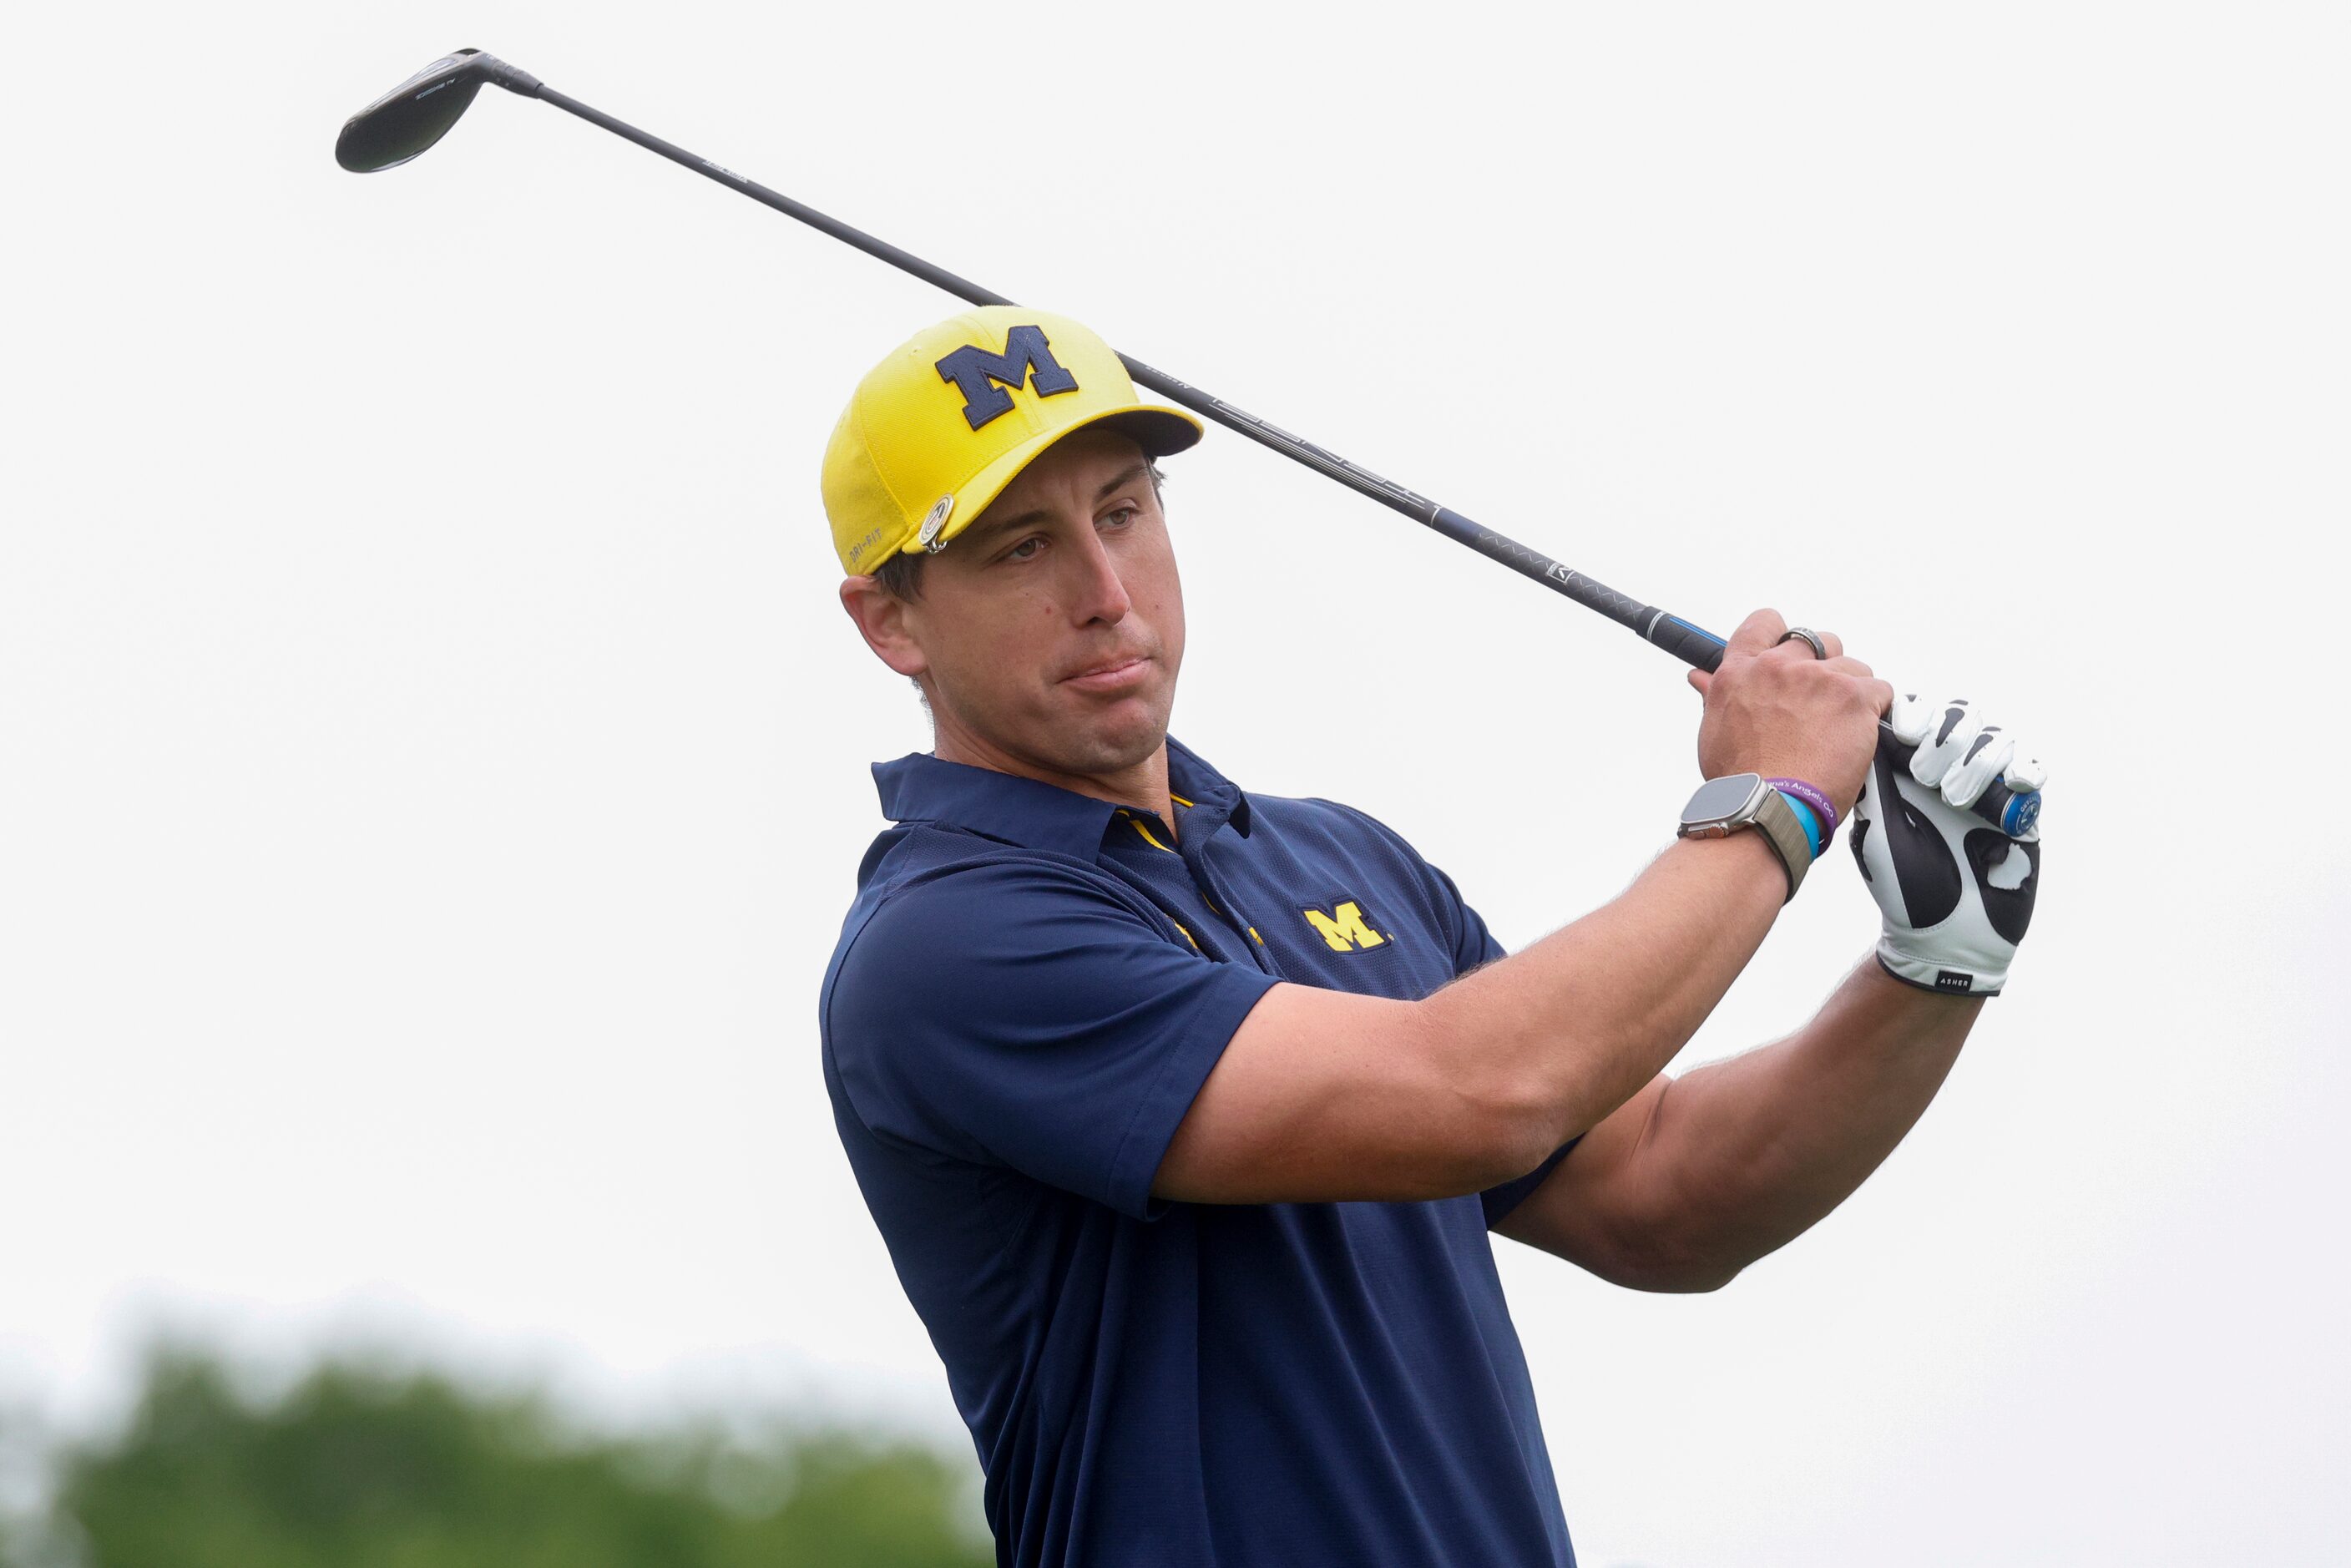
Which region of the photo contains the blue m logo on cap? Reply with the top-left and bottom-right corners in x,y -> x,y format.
934,325 -> 1079,431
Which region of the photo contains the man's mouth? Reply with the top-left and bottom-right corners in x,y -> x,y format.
1059,655 -> 1152,694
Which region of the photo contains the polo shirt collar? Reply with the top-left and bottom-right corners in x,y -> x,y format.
1165,736 -> 1252,839
872,735 -> 1251,859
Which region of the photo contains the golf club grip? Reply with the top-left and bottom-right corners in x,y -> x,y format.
1630,613 -> 2034,837
498,64 -> 2038,840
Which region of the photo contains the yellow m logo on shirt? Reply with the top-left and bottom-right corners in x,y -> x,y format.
1302,900 -> 1387,953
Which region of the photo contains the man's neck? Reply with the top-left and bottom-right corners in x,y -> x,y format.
931,724 -> 1177,840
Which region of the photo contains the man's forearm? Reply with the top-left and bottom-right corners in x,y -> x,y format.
1422,831 -> 1788,1153
1636,959 -> 1980,1276
1159,825 -> 1803,1205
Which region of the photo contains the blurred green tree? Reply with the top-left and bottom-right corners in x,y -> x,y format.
33,1347 -> 991,1568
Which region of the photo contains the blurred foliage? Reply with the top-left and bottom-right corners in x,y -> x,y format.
4,1346 -> 991,1568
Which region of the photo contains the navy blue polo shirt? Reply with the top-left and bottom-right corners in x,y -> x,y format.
820,738 -> 1577,1567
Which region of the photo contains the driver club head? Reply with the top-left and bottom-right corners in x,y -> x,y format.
336,49 -> 533,173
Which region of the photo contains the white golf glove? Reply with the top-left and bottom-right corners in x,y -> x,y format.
1849,694 -> 2045,997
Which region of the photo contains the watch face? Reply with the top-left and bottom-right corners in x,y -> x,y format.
1683,774 -> 1764,825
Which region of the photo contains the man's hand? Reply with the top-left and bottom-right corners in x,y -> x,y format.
1851,694 -> 2046,997
1685,609 -> 1895,817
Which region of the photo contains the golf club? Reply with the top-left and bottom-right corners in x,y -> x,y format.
336,48 -> 2039,837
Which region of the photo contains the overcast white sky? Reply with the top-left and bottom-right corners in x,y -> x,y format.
4,3 -> 2346,1562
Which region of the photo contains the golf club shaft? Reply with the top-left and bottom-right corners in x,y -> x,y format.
533,89 -> 1716,652
495,65 -> 2030,837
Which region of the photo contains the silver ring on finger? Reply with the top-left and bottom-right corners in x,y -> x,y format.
1776,626 -> 1829,660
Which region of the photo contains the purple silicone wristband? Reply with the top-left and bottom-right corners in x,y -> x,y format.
1767,777 -> 1838,837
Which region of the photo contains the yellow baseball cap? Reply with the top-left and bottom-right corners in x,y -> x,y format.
822,306 -> 1205,574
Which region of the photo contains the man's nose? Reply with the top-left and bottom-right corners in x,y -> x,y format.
1066,529 -> 1133,625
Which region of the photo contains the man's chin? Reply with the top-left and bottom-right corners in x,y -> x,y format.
1059,718 -> 1169,777
1044,693 -> 1171,776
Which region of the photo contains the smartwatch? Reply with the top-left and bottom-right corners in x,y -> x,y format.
1676,773 -> 1814,902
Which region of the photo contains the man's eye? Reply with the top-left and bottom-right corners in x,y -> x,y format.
1102,507 -> 1137,529
1005,537 -> 1044,562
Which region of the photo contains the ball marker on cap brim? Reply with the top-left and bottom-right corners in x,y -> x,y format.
918,496 -> 953,552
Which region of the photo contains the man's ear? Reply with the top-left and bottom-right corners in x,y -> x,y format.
839,576 -> 928,680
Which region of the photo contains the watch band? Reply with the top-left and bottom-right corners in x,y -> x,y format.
1748,787 -> 1813,902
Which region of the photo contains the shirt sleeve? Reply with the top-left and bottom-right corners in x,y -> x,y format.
1317,800 -> 1506,980
824,857 -> 1281,1221
1429,861 -> 1507,976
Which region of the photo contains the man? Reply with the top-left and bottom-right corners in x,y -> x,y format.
819,307 -> 2044,1566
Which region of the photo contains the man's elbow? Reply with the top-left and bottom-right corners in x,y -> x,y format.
1629,1258 -> 1747,1294
1568,1210 -> 1757,1293
1426,1043 -> 1573,1196
1423,1018 -> 1651,1191
1449,1059 -> 1649,1198
1585,1243 -> 1748,1294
